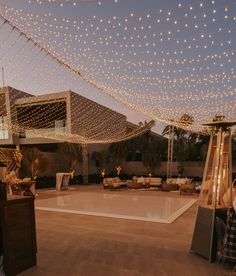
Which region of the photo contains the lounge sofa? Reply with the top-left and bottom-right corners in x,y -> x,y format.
165,178 -> 194,193
147,177 -> 162,187
134,177 -> 162,187
103,177 -> 127,189
166,178 -> 192,186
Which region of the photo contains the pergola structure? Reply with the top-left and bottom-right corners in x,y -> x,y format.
0,148 -> 21,173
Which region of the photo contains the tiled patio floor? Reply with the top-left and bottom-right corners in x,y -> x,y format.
19,185 -> 232,276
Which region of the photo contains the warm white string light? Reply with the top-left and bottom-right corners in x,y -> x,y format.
0,0 -> 234,135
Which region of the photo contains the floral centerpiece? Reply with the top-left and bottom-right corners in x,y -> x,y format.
12,150 -> 23,168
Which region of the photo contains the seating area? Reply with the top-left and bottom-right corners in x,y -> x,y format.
6,172 -> 36,196
103,176 -> 196,195
103,176 -> 163,189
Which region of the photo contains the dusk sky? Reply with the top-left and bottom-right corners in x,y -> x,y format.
0,0 -> 235,133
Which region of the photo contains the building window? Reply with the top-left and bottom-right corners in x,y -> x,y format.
0,116 -> 9,139
55,120 -> 66,134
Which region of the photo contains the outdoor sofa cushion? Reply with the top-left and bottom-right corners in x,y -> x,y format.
103,177 -> 126,188
135,177 -> 162,187
149,177 -> 162,186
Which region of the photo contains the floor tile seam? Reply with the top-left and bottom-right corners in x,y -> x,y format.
34,212 -> 196,234
35,207 -> 174,223
36,204 -> 196,224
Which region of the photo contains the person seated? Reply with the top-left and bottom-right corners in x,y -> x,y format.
223,179 -> 236,207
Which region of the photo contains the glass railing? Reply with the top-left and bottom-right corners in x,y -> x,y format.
0,130 -> 9,139
24,127 -> 67,138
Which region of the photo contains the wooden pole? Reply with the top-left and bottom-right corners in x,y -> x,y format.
2,67 -> 4,87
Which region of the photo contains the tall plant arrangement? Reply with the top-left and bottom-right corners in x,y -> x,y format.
57,142 -> 82,171
21,147 -> 49,178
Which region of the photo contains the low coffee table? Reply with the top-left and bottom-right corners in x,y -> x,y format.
15,181 -> 35,196
143,182 -> 151,188
127,181 -> 143,189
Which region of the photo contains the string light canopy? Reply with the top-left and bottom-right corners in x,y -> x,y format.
1,86 -> 155,144
0,0 -> 235,135
13,90 -> 156,144
6,120 -> 155,144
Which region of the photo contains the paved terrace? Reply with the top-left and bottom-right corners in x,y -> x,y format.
19,186 -> 231,276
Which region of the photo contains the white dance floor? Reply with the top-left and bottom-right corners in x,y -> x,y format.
36,191 -> 197,223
